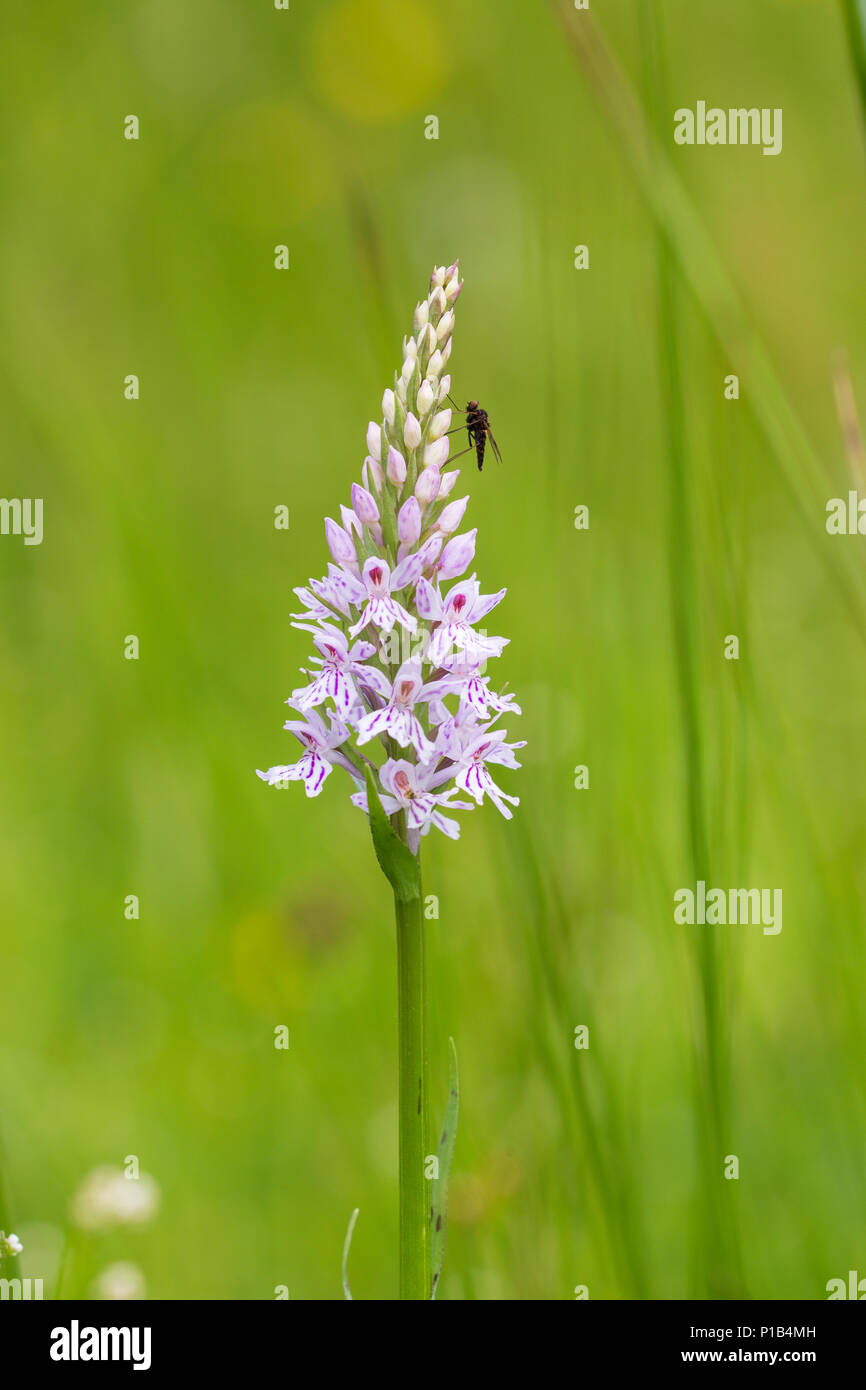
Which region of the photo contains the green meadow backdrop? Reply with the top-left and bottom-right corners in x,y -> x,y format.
1,0 -> 865,1299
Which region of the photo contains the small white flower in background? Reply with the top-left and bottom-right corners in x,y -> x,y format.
71,1167 -> 160,1233
257,263 -> 523,852
0,1230 -> 23,1256
94,1261 -> 147,1301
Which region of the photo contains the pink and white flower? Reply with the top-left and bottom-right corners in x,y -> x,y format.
347,556 -> 422,638
291,625 -> 387,720
355,660 -> 436,759
416,575 -> 509,668
257,709 -> 357,797
435,718 -> 525,819
256,263 -> 522,842
351,759 -> 473,848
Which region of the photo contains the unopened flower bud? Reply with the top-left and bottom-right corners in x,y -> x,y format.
325,517 -> 357,565
436,309 -> 455,343
404,413 -> 422,449
413,301 -> 429,333
423,437 -> 449,470
437,494 -> 469,534
440,338 -> 452,366
366,422 -> 381,462
362,455 -> 384,494
415,465 -> 441,506
387,445 -> 407,485
438,374 -> 451,402
428,408 -> 452,441
438,527 -> 477,579
430,266 -> 447,290
398,496 -> 422,545
427,349 -> 443,378
429,287 -> 447,318
445,275 -> 463,305
438,469 -> 459,497
401,355 -> 416,387
382,389 -> 396,428
415,532 -> 444,570
417,379 -> 435,417
340,504 -> 360,535
351,483 -> 379,525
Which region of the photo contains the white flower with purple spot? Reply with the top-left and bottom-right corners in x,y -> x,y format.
355,660 -> 437,759
291,624 -> 386,720
351,759 -> 473,850
257,709 -> 357,797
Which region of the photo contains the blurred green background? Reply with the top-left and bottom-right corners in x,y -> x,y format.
1,0 -> 865,1300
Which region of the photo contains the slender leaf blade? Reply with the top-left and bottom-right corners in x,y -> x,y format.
364,765 -> 421,903
430,1037 -> 459,1299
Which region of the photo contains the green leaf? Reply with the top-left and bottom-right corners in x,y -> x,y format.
341,1207 -> 359,1301
364,765 -> 422,903
430,1037 -> 459,1299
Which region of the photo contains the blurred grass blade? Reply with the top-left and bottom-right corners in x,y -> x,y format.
639,0 -> 744,1298
833,349 -> 866,488
842,0 -> 866,131
0,1134 -> 15,1284
341,1208 -> 360,1301
550,0 -> 866,644
429,1037 -> 459,1300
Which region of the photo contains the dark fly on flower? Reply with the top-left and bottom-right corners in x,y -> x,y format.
445,394 -> 502,472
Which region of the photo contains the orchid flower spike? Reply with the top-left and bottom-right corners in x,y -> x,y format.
256,264 -> 522,851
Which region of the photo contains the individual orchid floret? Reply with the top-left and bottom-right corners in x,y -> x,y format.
441,721 -> 525,820
416,574 -> 509,667
257,709 -> 357,797
291,625 -> 386,720
423,668 -> 521,724
347,556 -> 421,638
351,759 -> 474,850
355,660 -> 436,760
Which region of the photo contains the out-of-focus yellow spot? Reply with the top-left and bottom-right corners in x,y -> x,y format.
312,0 -> 448,124
231,908 -> 305,1014
202,100 -> 338,229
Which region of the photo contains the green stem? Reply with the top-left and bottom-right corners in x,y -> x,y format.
394,884 -> 429,1300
